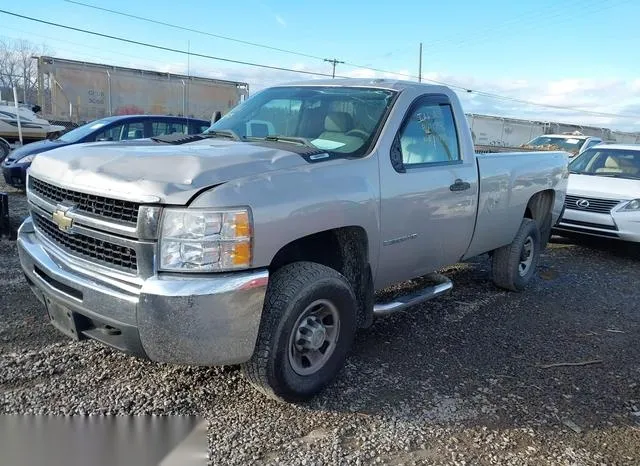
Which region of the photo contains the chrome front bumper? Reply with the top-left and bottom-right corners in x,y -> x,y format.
17,217 -> 269,366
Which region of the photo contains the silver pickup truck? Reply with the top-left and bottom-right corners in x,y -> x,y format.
17,79 -> 568,402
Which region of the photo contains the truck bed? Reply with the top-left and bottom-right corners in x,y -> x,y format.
463,150 -> 569,259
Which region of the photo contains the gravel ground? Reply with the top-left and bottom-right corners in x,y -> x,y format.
0,176 -> 27,239
1,180 -> 639,465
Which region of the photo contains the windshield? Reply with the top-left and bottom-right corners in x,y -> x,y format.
57,118 -> 114,143
569,147 -> 640,179
523,135 -> 586,154
206,86 -> 397,156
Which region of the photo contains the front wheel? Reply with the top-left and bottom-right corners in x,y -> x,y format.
491,218 -> 541,291
242,262 -> 357,402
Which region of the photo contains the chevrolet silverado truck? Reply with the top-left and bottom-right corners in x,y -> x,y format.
17,79 -> 569,402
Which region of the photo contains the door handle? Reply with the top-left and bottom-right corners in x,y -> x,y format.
449,179 -> 471,192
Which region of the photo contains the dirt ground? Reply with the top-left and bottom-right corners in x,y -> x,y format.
1,179 -> 639,465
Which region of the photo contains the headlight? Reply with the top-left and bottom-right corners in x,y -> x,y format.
19,154 -> 36,164
623,199 -> 640,211
159,208 -> 252,272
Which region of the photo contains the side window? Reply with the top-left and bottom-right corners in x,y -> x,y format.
171,122 -> 187,134
95,123 -> 125,141
151,122 -> 171,137
122,122 -> 145,140
396,100 -> 460,167
151,121 -> 187,137
95,122 -> 146,141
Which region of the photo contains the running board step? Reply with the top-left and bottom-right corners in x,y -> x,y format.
373,273 -> 453,316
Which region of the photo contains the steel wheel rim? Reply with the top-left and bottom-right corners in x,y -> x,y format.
519,236 -> 535,276
288,299 -> 341,376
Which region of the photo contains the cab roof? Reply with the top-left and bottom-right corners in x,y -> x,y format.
276,78 -> 450,93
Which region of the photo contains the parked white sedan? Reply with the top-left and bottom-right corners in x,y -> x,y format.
554,144 -> 640,242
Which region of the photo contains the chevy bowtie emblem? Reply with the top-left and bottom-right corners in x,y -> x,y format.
52,208 -> 74,232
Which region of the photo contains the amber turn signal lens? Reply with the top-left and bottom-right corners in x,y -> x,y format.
233,211 -> 251,238
231,241 -> 251,267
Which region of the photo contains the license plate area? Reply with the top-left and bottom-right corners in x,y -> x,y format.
45,299 -> 81,341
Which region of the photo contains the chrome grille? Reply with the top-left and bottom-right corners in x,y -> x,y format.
33,212 -> 138,272
565,195 -> 620,214
30,177 -> 140,224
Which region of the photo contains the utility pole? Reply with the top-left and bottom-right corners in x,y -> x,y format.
324,58 -> 344,79
418,42 -> 423,83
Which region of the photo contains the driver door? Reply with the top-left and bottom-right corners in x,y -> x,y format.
376,94 -> 479,288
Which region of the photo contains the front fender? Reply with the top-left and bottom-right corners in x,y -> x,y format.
188,155 -> 382,274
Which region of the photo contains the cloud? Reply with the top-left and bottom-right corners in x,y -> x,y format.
275,15 -> 286,27
103,56 -> 640,133
419,72 -> 640,132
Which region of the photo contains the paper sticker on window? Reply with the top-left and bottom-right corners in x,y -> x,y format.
565,138 -> 580,144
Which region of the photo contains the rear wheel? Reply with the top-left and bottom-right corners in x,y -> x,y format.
491,218 -> 541,291
242,262 -> 357,402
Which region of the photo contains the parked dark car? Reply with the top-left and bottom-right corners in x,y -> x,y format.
1,114 -> 211,188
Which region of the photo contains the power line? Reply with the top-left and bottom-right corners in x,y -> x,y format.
427,0 -> 631,55
59,0 -> 637,118
64,0 -> 326,61
335,64 -> 640,119
423,0 -> 600,50
467,91 -> 640,119
0,27 -> 183,71
64,0 -> 417,81
0,9 -> 345,79
2,9 -> 639,119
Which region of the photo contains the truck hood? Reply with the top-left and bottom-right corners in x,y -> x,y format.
28,138 -> 309,204
568,173 -> 640,200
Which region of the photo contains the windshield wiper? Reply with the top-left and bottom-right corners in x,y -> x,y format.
252,135 -> 316,148
202,129 -> 242,141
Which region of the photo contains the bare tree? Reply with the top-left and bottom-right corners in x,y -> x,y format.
0,38 -> 51,105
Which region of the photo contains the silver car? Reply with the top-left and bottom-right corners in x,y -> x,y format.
554,143 -> 640,242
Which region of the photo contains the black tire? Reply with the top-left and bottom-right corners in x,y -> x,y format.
0,140 -> 10,163
242,261 -> 357,402
539,209 -> 553,250
491,218 -> 540,292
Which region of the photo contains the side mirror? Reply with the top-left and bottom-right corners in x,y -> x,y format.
213,111 -> 222,123
32,105 -> 42,114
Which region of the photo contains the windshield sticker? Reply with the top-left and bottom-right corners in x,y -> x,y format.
565,138 -> 580,144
